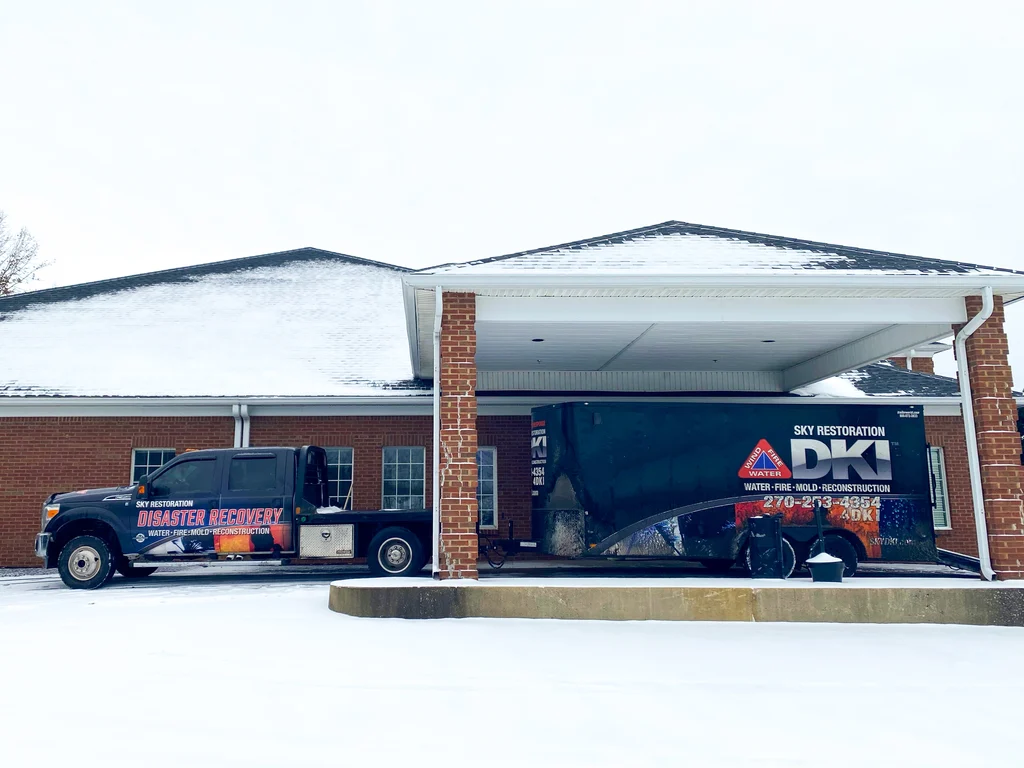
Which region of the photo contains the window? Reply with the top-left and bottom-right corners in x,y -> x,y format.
132,449 -> 176,483
477,447 -> 497,529
929,446 -> 951,530
228,456 -> 278,492
325,448 -> 354,510
382,447 -> 425,510
150,458 -> 217,497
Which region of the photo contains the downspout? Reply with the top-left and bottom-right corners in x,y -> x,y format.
906,350 -> 914,371
955,286 -> 996,581
240,403 -> 251,448
232,404 -> 243,448
432,287 -> 443,577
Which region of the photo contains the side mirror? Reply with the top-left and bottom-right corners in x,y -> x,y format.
137,476 -> 151,497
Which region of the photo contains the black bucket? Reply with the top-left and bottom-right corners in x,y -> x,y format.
808,558 -> 844,583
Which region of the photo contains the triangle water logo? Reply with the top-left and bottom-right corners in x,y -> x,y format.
738,439 -> 792,479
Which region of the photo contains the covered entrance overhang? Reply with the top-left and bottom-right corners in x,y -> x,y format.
404,269 -> 1024,582
404,275 -> 1024,392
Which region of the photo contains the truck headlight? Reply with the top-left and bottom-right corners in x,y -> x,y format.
43,504 -> 60,525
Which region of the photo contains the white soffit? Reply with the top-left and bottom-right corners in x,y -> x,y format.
411,288 -> 966,384
476,321 -> 899,372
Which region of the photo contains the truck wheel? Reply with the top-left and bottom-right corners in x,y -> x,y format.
811,535 -> 859,577
58,535 -> 115,590
699,559 -> 736,573
368,527 -> 425,577
743,538 -> 797,579
116,560 -> 158,579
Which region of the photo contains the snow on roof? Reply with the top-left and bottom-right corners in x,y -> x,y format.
797,362 -> 968,399
415,221 -> 1024,278
0,249 -> 429,398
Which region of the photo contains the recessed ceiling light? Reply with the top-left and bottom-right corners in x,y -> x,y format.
761,339 -> 776,343
532,338 -> 544,342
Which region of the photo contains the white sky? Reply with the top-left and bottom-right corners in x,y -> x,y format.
2,1 -> 1023,382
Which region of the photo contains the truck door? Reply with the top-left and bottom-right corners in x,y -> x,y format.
216,450 -> 293,555
135,453 -> 223,556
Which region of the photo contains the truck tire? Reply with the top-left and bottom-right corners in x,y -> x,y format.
58,535 -> 116,590
367,527 -> 425,577
116,560 -> 158,579
811,535 -> 859,577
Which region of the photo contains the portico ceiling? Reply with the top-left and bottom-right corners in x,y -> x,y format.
475,320 -> 894,372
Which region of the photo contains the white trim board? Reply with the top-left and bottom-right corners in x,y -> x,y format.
475,296 -> 967,324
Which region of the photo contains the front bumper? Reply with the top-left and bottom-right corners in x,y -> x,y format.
34,533 -> 51,560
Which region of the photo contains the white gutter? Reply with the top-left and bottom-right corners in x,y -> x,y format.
232,404 -> 243,448
431,287 -> 443,578
955,286 -> 996,581
239,403 -> 251,448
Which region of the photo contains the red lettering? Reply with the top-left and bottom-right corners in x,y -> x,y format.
272,508 -> 283,524
137,511 -> 147,527
197,509 -> 206,526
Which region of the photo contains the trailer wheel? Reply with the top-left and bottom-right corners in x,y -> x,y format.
58,535 -> 115,590
368,527 -> 425,577
116,560 -> 158,579
811,535 -> 859,577
744,537 -> 797,579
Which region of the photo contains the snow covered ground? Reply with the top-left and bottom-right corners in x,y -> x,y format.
2,571 -> 1022,767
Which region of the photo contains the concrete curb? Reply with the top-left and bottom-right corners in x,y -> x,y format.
328,583 -> 1024,626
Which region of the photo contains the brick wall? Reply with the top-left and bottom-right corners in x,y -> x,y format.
479,415 -> 533,540
0,417 -> 234,567
926,415 -> 978,556
249,416 -> 434,510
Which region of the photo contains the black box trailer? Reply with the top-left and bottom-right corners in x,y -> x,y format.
529,401 -> 938,576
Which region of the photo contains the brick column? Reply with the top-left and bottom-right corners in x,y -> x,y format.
437,292 -> 479,579
960,295 -> 1024,579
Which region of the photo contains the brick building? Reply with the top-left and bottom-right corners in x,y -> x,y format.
2,221 -> 1023,578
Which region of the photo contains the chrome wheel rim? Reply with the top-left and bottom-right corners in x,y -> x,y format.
68,545 -> 102,581
379,538 -> 410,573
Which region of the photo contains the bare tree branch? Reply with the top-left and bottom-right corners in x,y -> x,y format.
0,210 -> 49,296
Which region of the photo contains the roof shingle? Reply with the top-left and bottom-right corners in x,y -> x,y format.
415,221 -> 1024,277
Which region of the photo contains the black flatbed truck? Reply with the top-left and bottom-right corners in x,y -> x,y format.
35,446 -> 433,589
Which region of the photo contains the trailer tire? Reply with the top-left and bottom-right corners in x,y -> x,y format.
368,527 -> 425,577
811,535 -> 859,577
116,560 -> 158,579
58,535 -> 115,590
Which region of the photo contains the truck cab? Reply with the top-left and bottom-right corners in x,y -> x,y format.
36,446 -> 432,589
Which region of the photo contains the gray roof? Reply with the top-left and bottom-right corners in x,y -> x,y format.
836,363 -> 962,398
415,221 -> 1024,277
